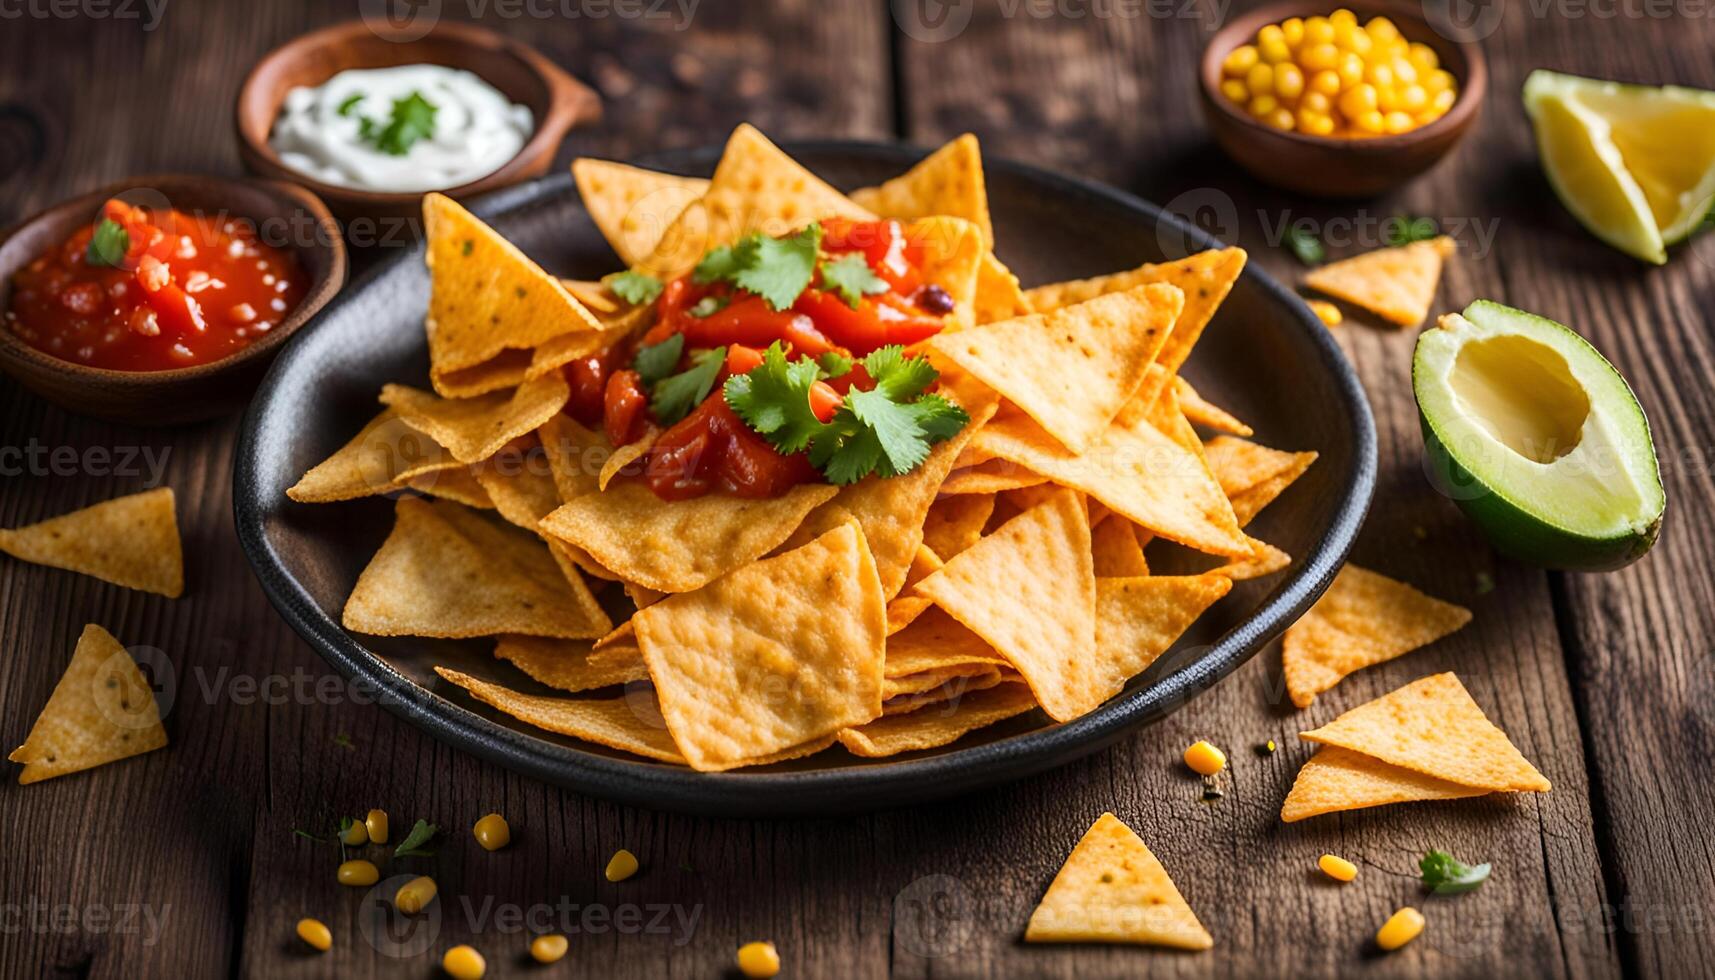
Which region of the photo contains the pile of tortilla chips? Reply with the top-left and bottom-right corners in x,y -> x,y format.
289,125 -> 1321,772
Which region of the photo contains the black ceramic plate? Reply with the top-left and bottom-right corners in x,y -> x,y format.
234,142 -> 1375,816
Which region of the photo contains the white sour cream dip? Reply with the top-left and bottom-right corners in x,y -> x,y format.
270,64 -> 533,193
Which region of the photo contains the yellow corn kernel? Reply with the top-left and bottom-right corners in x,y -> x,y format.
1246,63 -> 1275,97
1431,88 -> 1457,113
394,875 -> 438,915
1366,15 -> 1401,42
1281,16 -> 1305,46
1331,7 -> 1357,25
1183,740 -> 1227,776
736,941 -> 782,979
1333,20 -> 1372,56
1221,78 -> 1250,104
1309,69 -> 1342,97
605,848 -> 639,882
1250,94 -> 1280,118
336,859 -> 379,887
530,934 -> 569,964
1408,41 -> 1440,72
1298,110 -> 1336,137
1426,68 -> 1456,94
1376,907 -> 1425,951
473,813 -> 511,851
1265,107 -> 1296,131
296,918 -> 332,952
1377,84 -> 1403,112
1318,854 -> 1358,881
1365,60 -> 1395,90
1303,16 -> 1335,45
442,944 -> 487,980
1337,83 -> 1378,119
364,809 -> 390,845
1308,299 -> 1343,325
1337,52 -> 1366,87
1399,84 -> 1429,113
1301,90 -> 1332,114
1353,110 -> 1387,134
1223,44 -> 1260,77
1392,58 -> 1419,87
1274,64 -> 1305,101
1258,25 -> 1291,63
340,819 -> 369,847
1299,42 -> 1340,72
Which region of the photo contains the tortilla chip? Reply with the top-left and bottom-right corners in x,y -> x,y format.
837,682 -> 1036,758
884,661 -> 1001,700
540,480 -> 839,594
852,134 -> 993,238
1025,812 -> 1213,950
903,543 -> 944,591
1300,672 -> 1551,792
931,284 -> 1180,454
887,595 -> 934,635
1026,248 -> 1246,407
494,635 -> 649,692
0,488 -> 183,598
885,606 -> 1010,677
633,522 -> 886,771
1303,236 -> 1455,328
922,494 -> 995,561
423,192 -> 603,397
882,668 -> 1010,716
1090,517 -> 1150,577
9,624 -> 168,784
435,666 -> 684,762
471,449 -> 561,530
1173,376 -> 1251,437
288,409 -> 464,503
1092,575 -> 1232,696
559,278 -> 620,314
571,158 -> 710,266
640,124 -> 874,275
974,256 -> 1033,323
1281,744 -> 1488,822
381,372 -> 570,465
405,466 -> 494,509
1212,538 -> 1291,580
537,414 -> 607,501
343,497 -> 611,639
1283,565 -> 1473,708
1203,437 -> 1318,528
915,487 -> 1098,722
598,429 -> 659,491
938,459 -> 1048,495
908,217 -> 987,330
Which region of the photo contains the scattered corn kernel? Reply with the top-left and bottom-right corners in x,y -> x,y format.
340,819 -> 369,847
365,809 -> 390,845
1318,854 -> 1359,881
1376,907 -> 1425,951
1308,300 -> 1343,326
296,917 -> 332,952
605,848 -> 639,882
1183,740 -> 1227,776
473,813 -> 510,851
442,944 -> 487,979
337,859 -> 379,887
737,941 -> 782,979
530,934 -> 569,964
395,875 -> 438,915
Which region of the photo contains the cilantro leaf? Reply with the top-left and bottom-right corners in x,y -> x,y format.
692,243 -> 743,285
861,345 -> 938,401
1420,850 -> 1490,894
393,819 -> 438,858
603,269 -> 663,306
336,92 -> 365,117
817,351 -> 853,379
1385,214 -> 1440,247
845,387 -> 936,477
632,333 -> 684,387
362,91 -> 437,157
1286,226 -> 1325,266
723,342 -> 827,454
651,347 -> 726,426
86,219 -> 129,268
688,294 -> 730,318
730,223 -> 822,311
819,253 -> 889,308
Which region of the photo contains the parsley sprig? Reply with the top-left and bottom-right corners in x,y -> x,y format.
393,818 -> 438,858
603,269 -> 664,306
1419,850 -> 1490,893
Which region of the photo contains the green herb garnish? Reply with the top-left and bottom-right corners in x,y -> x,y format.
1286,226 -> 1325,266
651,346 -> 727,427
632,333 -> 685,387
818,253 -> 889,308
359,91 -> 438,157
332,733 -> 354,750
603,269 -> 664,306
336,92 -> 365,117
86,219 -> 129,268
1419,850 -> 1490,893
393,819 -> 438,858
692,223 -> 823,310
817,350 -> 853,379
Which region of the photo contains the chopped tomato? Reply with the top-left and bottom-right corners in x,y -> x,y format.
792,288 -> 944,354
677,295 -> 837,357
821,218 -> 924,295
726,343 -> 841,422
603,369 -> 648,446
564,350 -> 615,426
645,395 -> 817,500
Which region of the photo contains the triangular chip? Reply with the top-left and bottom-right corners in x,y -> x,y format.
1090,517 -> 1149,577
887,594 -> 934,635
921,493 -> 996,561
907,216 -> 987,330
931,284 -> 1181,454
1211,538 -> 1291,580
571,158 -> 709,266
1173,375 -> 1251,437
537,413 -> 607,501
1281,745 -> 1488,822
851,134 -> 994,242
1203,437 -> 1318,528
598,430 -> 659,491
1300,672 -> 1552,792
423,192 -> 603,396
343,497 -> 611,639
1283,564 -> 1473,707
837,682 -> 1036,758
0,488 -> 182,597
288,410 -> 463,503
494,635 -> 648,693
884,606 -> 1009,678
633,522 -> 886,771
10,625 -> 168,783
938,459 -> 1047,496
1093,575 -> 1232,696
405,466 -> 494,509
380,372 -> 570,465
435,666 -> 684,762
470,446 -> 562,530
1025,812 -> 1213,949
1303,236 -> 1455,328
915,487 -> 1098,722
973,255 -> 1033,324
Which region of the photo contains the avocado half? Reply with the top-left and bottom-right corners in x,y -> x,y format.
1413,300 -> 1665,571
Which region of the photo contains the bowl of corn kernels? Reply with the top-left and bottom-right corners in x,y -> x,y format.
1199,0 -> 1486,197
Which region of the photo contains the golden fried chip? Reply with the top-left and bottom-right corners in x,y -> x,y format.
1283,565 -> 1473,707
537,414 -> 607,501
471,450 -> 561,530
344,497 -> 611,639
494,635 -> 649,692
598,430 -> 659,491
559,278 -> 620,314
1303,236 -> 1455,328
1025,812 -> 1213,950
852,134 -> 993,240
423,192 -> 603,396
908,216 -> 987,330
938,459 -> 1048,496
1300,672 -> 1551,792
0,488 -> 182,598
633,522 -> 886,771
1093,575 -> 1232,695
1280,744 -> 1487,822
288,409 -> 463,503
1212,538 -> 1291,580
9,624 -> 167,784
881,668 -> 1009,716
436,666 -> 683,762
405,466 -> 495,509
973,256 -> 1033,324
883,662 -> 1000,700
540,480 -> 839,594
1173,375 -> 1251,437
885,606 -> 1009,677
1090,517 -> 1150,577
922,494 -> 995,560
1203,437 -> 1319,527
903,543 -> 944,592
571,158 -> 709,266
381,372 -> 570,464
837,682 -> 1036,758
887,595 -> 934,635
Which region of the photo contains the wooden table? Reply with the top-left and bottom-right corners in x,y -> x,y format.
2,1 -> 1711,976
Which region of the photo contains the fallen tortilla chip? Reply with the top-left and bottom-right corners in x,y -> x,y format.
1303,236 -> 1455,328
1025,812 -> 1213,949
343,497 -> 611,639
1173,375 -> 1252,437
381,372 -> 570,465
916,487 -> 1098,722
0,488 -> 182,598
1090,516 -> 1150,577
837,682 -> 1036,758
9,624 -> 168,784
423,192 -> 603,397
288,409 -> 464,503
1092,575 -> 1232,698
1300,672 -> 1551,792
922,493 -> 995,560
1280,744 -> 1488,822
931,284 -> 1181,454
494,635 -> 649,692
571,158 -> 709,266
633,522 -> 886,771
1284,564 -> 1473,708
540,480 -> 839,594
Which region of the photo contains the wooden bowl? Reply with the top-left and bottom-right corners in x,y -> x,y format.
235,20 -> 601,224
0,175 -> 346,425
1199,0 -> 1486,198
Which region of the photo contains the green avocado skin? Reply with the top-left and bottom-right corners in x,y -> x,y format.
1419,418 -> 1661,572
